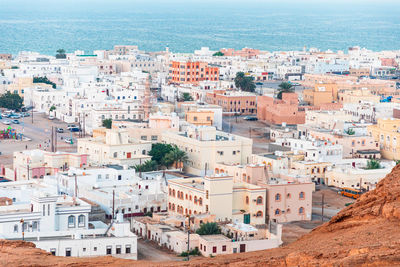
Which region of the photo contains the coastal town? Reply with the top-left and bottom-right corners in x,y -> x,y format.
0,45 -> 400,261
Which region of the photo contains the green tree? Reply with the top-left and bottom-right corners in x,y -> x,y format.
33,76 -> 56,89
56,49 -> 66,59
133,160 -> 158,172
102,118 -> 112,129
148,143 -> 174,165
234,72 -> 255,92
366,159 -> 381,170
196,222 -> 221,235
213,51 -> 224,56
180,92 -> 193,102
49,105 -> 56,112
0,92 -> 23,111
163,145 -> 188,168
277,82 -> 294,99
345,128 -> 355,135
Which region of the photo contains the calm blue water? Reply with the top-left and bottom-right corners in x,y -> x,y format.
0,0 -> 399,55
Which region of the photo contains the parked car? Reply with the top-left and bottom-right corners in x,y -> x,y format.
2,120 -> 11,125
67,124 -> 77,129
56,128 -> 64,133
9,114 -> 21,119
64,137 -> 74,144
11,119 -> 20,124
48,115 -> 55,120
20,112 -> 30,117
69,127 -> 80,132
244,116 -> 258,121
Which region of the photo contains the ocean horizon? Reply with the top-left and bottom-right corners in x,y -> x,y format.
0,0 -> 399,55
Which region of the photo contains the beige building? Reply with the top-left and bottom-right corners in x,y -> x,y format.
77,129 -> 151,166
10,150 -> 88,181
161,126 -> 252,175
112,113 -> 179,143
167,174 -> 266,225
368,118 -> 400,160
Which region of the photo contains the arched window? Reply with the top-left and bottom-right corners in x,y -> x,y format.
78,215 -> 85,227
68,215 -> 75,228
172,189 -> 175,197
169,188 -> 171,196
287,193 -> 291,198
113,152 -> 117,158
199,198 -> 203,206
256,211 -> 263,217
275,194 -> 281,201
287,208 -> 291,214
299,192 -> 305,199
246,196 -> 249,204
275,209 -> 281,215
257,196 -> 263,204
194,196 -> 198,204
299,207 -> 305,214
168,203 -> 171,209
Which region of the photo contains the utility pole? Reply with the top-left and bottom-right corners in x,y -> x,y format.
321,193 -> 325,222
54,128 -> 57,152
360,178 -> 362,192
112,190 -> 115,221
27,164 -> 29,181
187,215 -> 191,261
74,174 -> 78,198
20,219 -> 25,241
51,126 -> 54,152
249,127 -> 252,138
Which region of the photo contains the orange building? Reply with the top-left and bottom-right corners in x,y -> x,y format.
205,90 -> 257,115
303,83 -> 338,106
185,110 -> 214,127
169,61 -> 219,84
257,93 -> 305,125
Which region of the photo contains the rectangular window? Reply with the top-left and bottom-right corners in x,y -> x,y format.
50,249 -> 56,256
213,246 -> 217,253
65,248 -> 71,257
106,246 -> 112,255
222,245 -> 226,252
116,246 -> 121,254
125,245 -> 131,254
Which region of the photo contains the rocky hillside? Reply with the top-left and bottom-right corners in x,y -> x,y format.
3,165 -> 400,266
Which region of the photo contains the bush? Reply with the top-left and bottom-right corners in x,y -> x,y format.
196,222 -> 221,235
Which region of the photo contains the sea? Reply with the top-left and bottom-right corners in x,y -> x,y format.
0,0 -> 399,55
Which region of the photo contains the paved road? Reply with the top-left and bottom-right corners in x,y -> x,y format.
137,239 -> 181,262
0,112 -> 78,165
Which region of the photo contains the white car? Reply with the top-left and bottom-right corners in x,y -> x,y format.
2,120 -> 11,125
64,137 -> 73,144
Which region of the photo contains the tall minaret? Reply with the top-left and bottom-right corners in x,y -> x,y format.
143,75 -> 152,120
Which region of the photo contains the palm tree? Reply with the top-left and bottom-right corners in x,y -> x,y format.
163,145 -> 188,169
277,82 -> 294,99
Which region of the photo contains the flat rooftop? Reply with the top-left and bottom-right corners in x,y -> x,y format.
200,234 -> 230,241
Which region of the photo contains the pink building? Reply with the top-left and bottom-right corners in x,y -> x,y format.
257,93 -> 305,125
220,48 -> 261,58
264,180 -> 313,223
